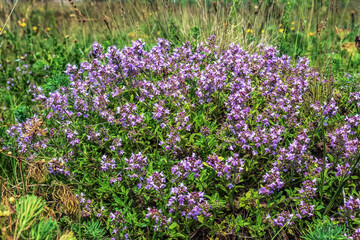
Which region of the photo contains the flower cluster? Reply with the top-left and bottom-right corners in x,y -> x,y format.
159,130 -> 181,153
116,103 -> 144,128
295,201 -> 315,219
350,92 -> 360,107
205,153 -> 244,188
100,155 -> 116,171
152,101 -> 170,125
110,173 -> 122,185
339,196 -> 360,220
167,183 -> 212,220
76,193 -> 93,218
85,126 -> 110,145
268,201 -> 315,227
347,228 -> 360,240
259,168 -> 285,195
48,157 -> 69,176
336,163 -> 351,178
6,36 -> 360,238
328,116 -> 360,160
109,210 -> 128,240
145,171 -> 166,192
124,152 -> 147,178
174,109 -> 191,131
6,116 -> 48,153
125,152 -> 148,188
310,98 -> 338,117
171,153 -> 203,180
267,211 -> 294,227
298,179 -> 317,199
205,153 -> 228,178
145,207 -> 172,231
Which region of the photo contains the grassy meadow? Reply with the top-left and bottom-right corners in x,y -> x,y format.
1,0 -> 360,239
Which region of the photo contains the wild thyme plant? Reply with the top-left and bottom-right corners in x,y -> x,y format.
3,37 -> 360,239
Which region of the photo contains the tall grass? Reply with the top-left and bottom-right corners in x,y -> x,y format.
0,1 -> 358,68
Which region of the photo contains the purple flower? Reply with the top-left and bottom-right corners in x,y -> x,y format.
298,179 -> 317,199
347,228 -> 360,240
146,207 -> 171,231
109,210 -> 127,239
295,201 -> 315,219
259,168 -> 285,195
100,155 -> 116,171
336,163 -> 351,178
167,183 -> 212,220
75,193 -> 93,218
171,153 -> 203,180
268,211 -> 294,227
145,171 -> 166,192
124,152 -> 148,179
48,157 -> 70,176
339,196 -> 360,220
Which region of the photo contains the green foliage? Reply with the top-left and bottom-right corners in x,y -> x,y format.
82,220 -> 106,240
169,19 -> 182,46
278,0 -> 295,54
191,26 -> 200,42
43,72 -> 70,94
14,105 -> 28,123
59,231 -> 77,240
228,0 -> 240,23
302,221 -> 348,240
14,195 -> 46,239
29,217 -> 59,240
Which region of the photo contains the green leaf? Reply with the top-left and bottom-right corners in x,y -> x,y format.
173,233 -> 187,239
169,222 -> 178,230
209,104 -> 217,114
316,205 -> 325,210
202,162 -> 212,168
189,133 -> 202,143
136,223 -> 148,228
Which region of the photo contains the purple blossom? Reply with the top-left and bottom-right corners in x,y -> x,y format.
125,152 -> 148,180
76,193 -> 93,218
336,163 -> 351,178
109,210 -> 128,239
145,171 -> 166,192
159,130 -> 181,153
5,37 -> 360,238
6,116 -> 49,154
259,168 -> 285,195
339,196 -> 360,220
267,211 -> 294,227
204,153 -> 244,188
167,183 -> 212,220
295,201 -> 315,219
298,179 -> 317,199
145,207 -> 171,231
171,153 -> 203,180
48,157 -> 69,176
347,228 -> 360,240
100,155 -> 116,171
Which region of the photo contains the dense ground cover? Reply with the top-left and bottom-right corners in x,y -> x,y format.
0,0 -> 360,239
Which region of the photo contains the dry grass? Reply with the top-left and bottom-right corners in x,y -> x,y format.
0,0 -> 282,51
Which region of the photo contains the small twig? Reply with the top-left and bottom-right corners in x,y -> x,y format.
68,0 -> 83,18
0,0 -> 19,35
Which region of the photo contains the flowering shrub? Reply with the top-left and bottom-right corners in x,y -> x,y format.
3,37 -> 360,238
